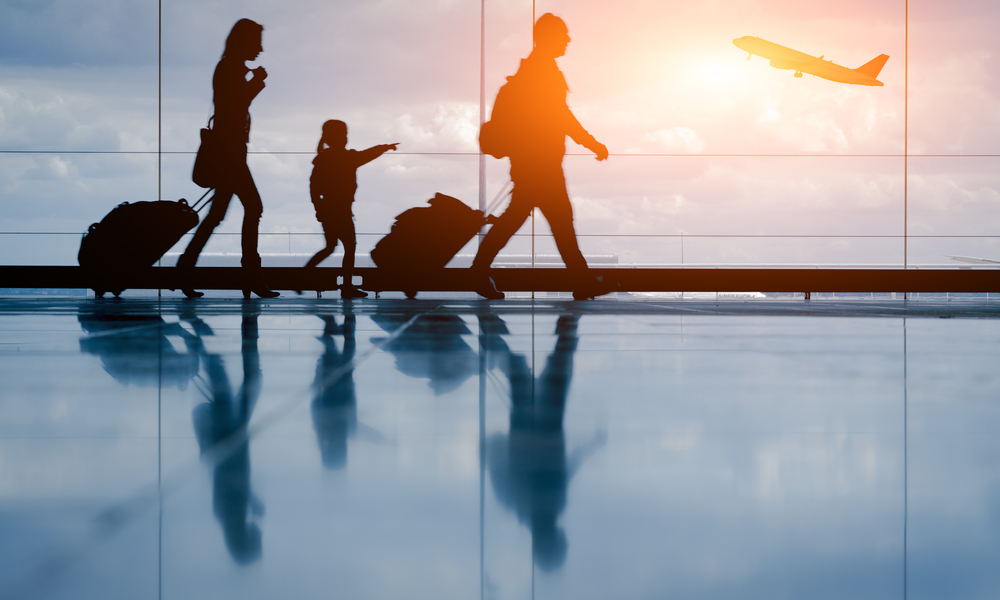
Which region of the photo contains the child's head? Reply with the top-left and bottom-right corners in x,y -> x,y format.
318,120 -> 348,152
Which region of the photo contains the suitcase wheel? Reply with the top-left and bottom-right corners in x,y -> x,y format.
404,289 -> 418,299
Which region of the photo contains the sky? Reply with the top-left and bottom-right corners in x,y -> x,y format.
1,0 -> 999,266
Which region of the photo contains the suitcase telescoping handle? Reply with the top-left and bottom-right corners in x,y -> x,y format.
191,188 -> 213,213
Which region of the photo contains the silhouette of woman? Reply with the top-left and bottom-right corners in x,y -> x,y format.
177,19 -> 278,299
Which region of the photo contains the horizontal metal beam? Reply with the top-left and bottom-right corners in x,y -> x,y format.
1,266 -> 997,294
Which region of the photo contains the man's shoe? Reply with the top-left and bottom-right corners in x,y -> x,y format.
341,285 -> 368,299
474,275 -> 504,300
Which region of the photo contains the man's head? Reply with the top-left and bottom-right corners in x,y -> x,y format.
533,13 -> 570,58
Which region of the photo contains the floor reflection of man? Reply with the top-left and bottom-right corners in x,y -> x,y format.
191,302 -> 264,565
484,313 -> 605,572
311,309 -> 357,470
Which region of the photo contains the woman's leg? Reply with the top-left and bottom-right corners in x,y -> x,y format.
231,163 -> 277,297
178,189 -> 233,268
231,163 -> 263,269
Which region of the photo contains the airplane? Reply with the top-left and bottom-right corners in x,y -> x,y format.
733,36 -> 889,86
946,255 -> 1000,265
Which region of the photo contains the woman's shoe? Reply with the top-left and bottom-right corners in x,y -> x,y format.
341,285 -> 368,299
242,265 -> 280,299
243,286 -> 280,299
181,288 -> 205,299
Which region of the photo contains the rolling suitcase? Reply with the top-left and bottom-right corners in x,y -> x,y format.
78,190 -> 211,297
370,193 -> 492,298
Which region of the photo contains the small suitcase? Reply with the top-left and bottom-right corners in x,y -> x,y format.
78,191 -> 210,297
370,193 -> 491,298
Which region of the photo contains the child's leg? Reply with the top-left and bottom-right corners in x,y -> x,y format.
304,220 -> 338,268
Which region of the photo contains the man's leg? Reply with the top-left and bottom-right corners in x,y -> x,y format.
539,192 -> 615,300
471,197 -> 533,271
470,194 -> 533,299
538,194 -> 587,273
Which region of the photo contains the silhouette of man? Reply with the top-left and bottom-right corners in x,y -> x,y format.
474,14 -> 610,300
484,312 -> 605,571
177,19 -> 278,299
311,310 -> 358,470
191,302 -> 265,564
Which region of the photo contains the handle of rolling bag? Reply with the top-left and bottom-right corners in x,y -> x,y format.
191,188 -> 213,213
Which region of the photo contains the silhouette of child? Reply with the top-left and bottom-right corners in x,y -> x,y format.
303,120 -> 398,298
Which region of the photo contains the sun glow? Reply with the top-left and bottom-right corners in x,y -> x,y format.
692,59 -> 745,87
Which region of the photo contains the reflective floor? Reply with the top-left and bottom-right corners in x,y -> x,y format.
1,297 -> 999,600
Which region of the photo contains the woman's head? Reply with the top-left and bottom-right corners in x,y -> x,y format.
223,19 -> 264,61
318,120 -> 348,152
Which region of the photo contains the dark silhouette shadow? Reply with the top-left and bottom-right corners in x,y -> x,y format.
474,14 -> 610,300
311,310 -> 358,469
177,18 -> 278,299
303,120 -> 398,299
483,312 -> 605,572
191,302 -> 265,564
78,305 -> 199,388
371,308 -> 478,395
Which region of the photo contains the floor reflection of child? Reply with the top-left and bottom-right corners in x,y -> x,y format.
303,120 -> 398,298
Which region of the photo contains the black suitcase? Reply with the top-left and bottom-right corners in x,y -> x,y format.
78,192 -> 210,297
371,193 -> 490,296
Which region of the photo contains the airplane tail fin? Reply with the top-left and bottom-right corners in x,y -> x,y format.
855,54 -> 889,79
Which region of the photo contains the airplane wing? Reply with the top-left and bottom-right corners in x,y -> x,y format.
946,255 -> 1000,265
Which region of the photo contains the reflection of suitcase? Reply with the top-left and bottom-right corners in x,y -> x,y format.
370,193 -> 491,298
78,191 -> 210,297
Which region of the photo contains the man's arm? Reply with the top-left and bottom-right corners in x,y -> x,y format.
566,112 -> 608,161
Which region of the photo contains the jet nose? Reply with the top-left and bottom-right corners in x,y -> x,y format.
733,37 -> 747,49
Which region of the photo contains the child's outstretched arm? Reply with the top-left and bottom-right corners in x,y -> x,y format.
354,143 -> 399,167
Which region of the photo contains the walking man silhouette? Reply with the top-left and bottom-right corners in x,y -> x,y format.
474,13 -> 611,300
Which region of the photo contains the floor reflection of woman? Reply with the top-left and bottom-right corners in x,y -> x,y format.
192,303 -> 265,564
177,18 -> 278,299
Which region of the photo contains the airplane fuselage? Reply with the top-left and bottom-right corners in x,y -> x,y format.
733,36 -> 886,87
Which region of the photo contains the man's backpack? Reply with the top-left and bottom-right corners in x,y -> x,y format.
479,75 -> 526,159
